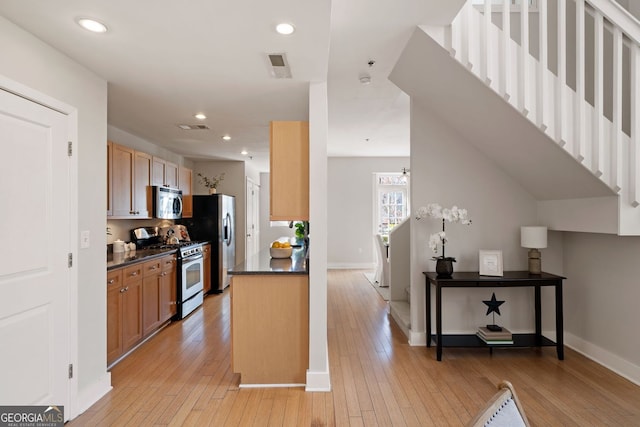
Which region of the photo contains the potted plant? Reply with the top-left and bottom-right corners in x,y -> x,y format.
416,203 -> 472,277
197,172 -> 225,194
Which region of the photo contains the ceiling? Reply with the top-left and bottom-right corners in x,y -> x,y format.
0,0 -> 465,172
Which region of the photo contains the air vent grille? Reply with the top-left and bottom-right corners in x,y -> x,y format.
267,53 -> 292,79
177,124 -> 210,130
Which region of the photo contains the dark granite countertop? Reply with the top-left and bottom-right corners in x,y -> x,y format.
229,246 -> 308,275
107,248 -> 177,270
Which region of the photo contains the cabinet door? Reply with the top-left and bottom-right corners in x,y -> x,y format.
133,151 -> 152,218
179,166 -> 193,218
152,157 -> 165,187
269,121 -> 309,221
106,269 -> 123,365
160,255 -> 177,321
111,143 -> 134,217
107,141 -> 113,216
142,275 -> 161,336
165,161 -> 178,188
202,244 -> 211,295
122,279 -> 143,351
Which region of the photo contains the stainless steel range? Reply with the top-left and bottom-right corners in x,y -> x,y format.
131,227 -> 205,319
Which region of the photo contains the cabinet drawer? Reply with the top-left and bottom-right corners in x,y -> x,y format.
107,269 -> 123,288
123,264 -> 143,282
162,255 -> 176,272
143,259 -> 162,276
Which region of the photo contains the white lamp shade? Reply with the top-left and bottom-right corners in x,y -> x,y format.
521,226 -> 547,249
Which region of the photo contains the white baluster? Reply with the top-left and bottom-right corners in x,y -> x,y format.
556,0 -> 567,147
537,0 -> 548,132
519,0 -> 529,116
483,0 -> 492,84
574,0 -> 586,163
460,2 -> 470,67
611,27 -> 623,193
630,43 -> 640,207
500,0 -> 511,100
466,0 -> 475,70
592,11 -> 604,178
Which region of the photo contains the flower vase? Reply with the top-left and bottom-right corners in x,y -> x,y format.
435,257 -> 454,278
209,188 -> 217,195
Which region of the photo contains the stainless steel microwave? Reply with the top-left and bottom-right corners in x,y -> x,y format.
153,186 -> 183,219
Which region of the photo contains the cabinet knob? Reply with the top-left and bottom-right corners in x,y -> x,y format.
108,279 -> 115,284
131,271 -> 138,277
150,265 -> 158,270
124,286 -> 129,291
120,288 -> 126,293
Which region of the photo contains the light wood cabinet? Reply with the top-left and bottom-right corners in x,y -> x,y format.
109,142 -> 151,218
231,274 -> 309,385
107,141 -> 113,216
202,244 -> 211,295
107,253 -> 177,366
153,157 -> 178,188
178,166 -> 193,218
269,121 -> 309,221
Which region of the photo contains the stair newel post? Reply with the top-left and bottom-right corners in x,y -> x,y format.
537,0 -> 548,132
593,11 -> 605,179
518,0 -> 529,116
630,43 -> 640,207
556,0 -> 567,147
574,0 -> 586,163
612,26 -> 624,193
500,0 -> 511,100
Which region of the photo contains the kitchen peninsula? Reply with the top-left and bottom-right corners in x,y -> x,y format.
229,246 -> 309,386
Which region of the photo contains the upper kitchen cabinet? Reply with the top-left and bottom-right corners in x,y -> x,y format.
269,121 -> 309,221
110,142 -> 152,218
152,157 -> 178,188
178,166 -> 193,218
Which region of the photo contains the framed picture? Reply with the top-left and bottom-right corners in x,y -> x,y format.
479,250 -> 503,276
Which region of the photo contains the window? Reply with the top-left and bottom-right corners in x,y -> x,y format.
375,173 -> 410,237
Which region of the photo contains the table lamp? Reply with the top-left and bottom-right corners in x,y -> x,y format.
521,226 -> 547,274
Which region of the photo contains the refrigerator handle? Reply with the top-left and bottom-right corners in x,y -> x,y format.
225,212 -> 232,246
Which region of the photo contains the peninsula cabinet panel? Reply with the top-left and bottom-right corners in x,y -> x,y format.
231,275 -> 309,385
269,121 -> 309,221
178,166 -> 193,218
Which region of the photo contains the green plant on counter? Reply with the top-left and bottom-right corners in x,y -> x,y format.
294,221 -> 308,240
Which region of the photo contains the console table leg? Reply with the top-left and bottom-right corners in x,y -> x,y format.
556,282 -> 564,360
436,284 -> 442,361
426,277 -> 431,348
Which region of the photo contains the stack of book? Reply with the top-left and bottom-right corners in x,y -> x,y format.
477,326 -> 514,345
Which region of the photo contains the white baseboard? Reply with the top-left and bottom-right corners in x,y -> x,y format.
564,332 -> 640,386
409,330 -> 427,346
75,372 -> 112,417
327,262 -> 375,270
305,370 -> 331,392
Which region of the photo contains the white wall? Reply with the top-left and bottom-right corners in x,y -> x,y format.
0,15 -> 110,412
563,231 -> 640,383
409,100 -> 564,342
327,157 -> 410,269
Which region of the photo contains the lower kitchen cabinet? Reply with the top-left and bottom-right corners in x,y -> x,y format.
107,253 -> 177,367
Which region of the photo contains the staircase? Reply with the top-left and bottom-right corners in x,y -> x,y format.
392,0 -> 640,235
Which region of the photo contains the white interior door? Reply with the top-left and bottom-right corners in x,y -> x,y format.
246,178 -> 260,258
0,88 -> 70,408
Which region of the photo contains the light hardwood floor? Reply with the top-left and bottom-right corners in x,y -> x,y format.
70,270 -> 640,426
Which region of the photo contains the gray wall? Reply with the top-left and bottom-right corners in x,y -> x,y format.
0,15 -> 109,408
327,157 -> 410,268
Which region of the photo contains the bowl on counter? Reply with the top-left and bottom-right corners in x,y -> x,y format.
270,246 -> 292,259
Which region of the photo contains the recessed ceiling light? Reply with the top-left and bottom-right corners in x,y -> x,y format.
276,23 -> 295,35
222,135 -> 231,141
194,113 -> 206,120
241,150 -> 248,155
77,18 -> 108,33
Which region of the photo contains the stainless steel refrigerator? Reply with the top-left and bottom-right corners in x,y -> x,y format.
184,194 -> 235,293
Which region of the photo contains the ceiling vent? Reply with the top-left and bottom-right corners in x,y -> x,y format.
267,53 -> 292,79
177,124 -> 209,130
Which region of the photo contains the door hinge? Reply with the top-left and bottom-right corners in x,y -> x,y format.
68,364 -> 73,379
68,253 -> 73,268
68,141 -> 73,157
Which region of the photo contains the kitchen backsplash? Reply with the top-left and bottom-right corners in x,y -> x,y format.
107,218 -> 175,244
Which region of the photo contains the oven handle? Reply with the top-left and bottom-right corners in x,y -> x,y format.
182,253 -> 203,263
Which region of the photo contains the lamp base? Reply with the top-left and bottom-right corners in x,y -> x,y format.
528,248 -> 541,275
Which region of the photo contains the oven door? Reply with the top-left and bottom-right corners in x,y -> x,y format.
181,253 -> 204,301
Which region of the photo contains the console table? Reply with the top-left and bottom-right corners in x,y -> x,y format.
423,271 -> 565,361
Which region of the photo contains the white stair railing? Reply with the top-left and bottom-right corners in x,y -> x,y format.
445,0 -> 640,207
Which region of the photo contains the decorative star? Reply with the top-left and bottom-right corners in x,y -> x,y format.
483,292 -> 505,316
